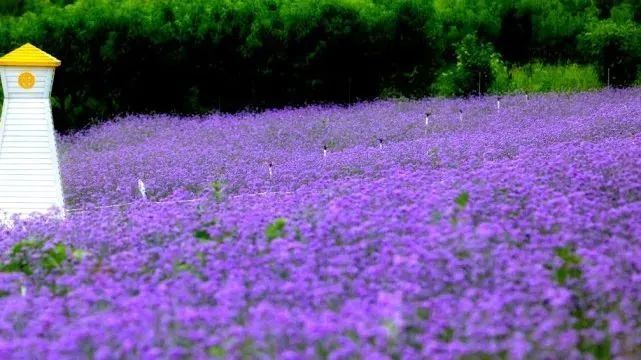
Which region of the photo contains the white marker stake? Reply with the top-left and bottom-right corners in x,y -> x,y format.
323,145 -> 327,158
20,285 -> 26,297
525,93 -> 529,103
138,179 -> 147,200
268,163 -> 273,178
378,138 -> 383,149
496,98 -> 501,110
459,110 -> 463,122
425,113 -> 430,127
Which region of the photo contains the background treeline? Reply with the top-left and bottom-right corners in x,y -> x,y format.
0,0 -> 640,131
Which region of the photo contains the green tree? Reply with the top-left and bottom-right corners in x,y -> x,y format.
579,20 -> 641,86
451,33 -> 501,96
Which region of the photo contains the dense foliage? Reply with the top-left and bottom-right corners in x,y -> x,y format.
1,89 -> 640,358
579,20 -> 641,86
430,33 -> 503,97
0,0 -> 640,129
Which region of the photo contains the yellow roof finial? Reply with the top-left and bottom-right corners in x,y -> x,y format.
0,43 -> 61,67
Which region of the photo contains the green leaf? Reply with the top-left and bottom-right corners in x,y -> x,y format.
207,345 -> 226,358
438,327 -> 454,342
555,267 -> 568,285
10,239 -> 44,256
416,307 -> 431,320
315,343 -> 330,359
41,244 -> 68,272
0,261 -> 31,275
573,314 -> 596,330
210,180 -> 225,202
194,230 -> 212,241
579,336 -> 611,359
591,337 -> 611,360
568,267 -> 582,279
173,261 -> 196,274
454,191 -> 469,208
0,238 -> 46,275
554,246 -> 581,264
265,218 -> 287,242
552,246 -> 582,285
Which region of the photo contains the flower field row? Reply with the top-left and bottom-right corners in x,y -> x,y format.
1,89 -> 641,358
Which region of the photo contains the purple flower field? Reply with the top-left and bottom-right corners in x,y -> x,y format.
2,89 -> 641,359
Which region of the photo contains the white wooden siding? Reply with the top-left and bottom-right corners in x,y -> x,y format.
0,93 -> 65,219
1,68 -> 54,99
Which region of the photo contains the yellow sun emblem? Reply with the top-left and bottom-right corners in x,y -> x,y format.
18,72 -> 36,89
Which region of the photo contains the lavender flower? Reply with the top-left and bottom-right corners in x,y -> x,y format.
0,88 -> 640,358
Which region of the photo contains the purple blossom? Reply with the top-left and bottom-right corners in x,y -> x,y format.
0,89 -> 640,358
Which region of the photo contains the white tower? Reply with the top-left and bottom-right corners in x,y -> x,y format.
0,43 -> 65,220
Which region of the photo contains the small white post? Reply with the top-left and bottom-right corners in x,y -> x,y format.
323,145 -> 327,158
378,138 -> 383,149
138,179 -> 147,200
425,112 -> 430,127
268,162 -> 273,178
459,109 -> 463,122
20,284 -> 26,297
496,97 -> 501,110
525,93 -> 529,103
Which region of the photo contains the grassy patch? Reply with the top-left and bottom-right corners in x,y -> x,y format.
501,63 -> 601,94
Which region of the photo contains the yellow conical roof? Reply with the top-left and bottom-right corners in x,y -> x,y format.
0,43 -> 61,67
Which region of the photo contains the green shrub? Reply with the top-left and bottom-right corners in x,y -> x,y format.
430,65 -> 458,97
488,55 -> 511,94
432,34 -> 504,96
0,238 -> 82,276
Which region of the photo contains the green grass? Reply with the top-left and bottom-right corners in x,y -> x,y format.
433,62 -> 602,97
501,63 -> 601,94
